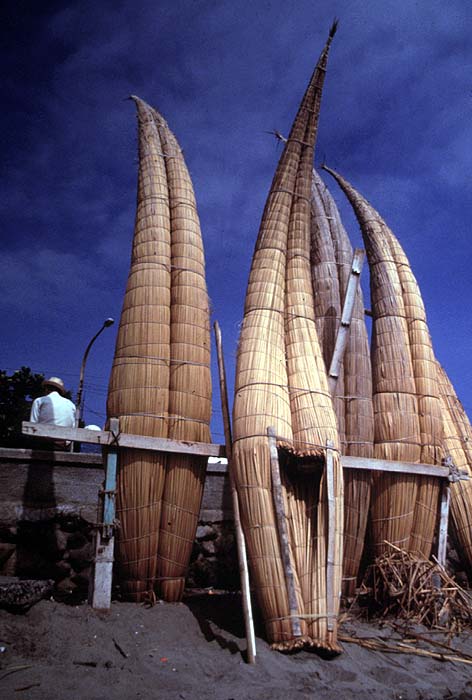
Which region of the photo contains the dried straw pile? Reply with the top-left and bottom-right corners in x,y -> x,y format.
358,543 -> 472,634
437,363 -> 472,579
233,24 -> 343,652
310,169 -> 373,597
107,97 -> 211,602
323,166 -> 443,561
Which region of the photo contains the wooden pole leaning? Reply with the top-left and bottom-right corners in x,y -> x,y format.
214,321 -> 256,664
325,440 -> 336,632
328,248 -> 365,395
90,417 -> 120,610
267,427 -> 302,639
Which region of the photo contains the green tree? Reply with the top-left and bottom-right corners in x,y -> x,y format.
0,367 -> 45,447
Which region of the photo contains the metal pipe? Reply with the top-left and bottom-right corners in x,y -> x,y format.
76,318 -> 114,426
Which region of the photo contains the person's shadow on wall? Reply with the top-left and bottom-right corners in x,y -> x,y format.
16,449 -> 59,579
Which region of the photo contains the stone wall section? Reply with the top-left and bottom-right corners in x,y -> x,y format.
0,449 -> 237,600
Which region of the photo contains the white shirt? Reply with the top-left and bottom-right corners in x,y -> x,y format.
30,391 -> 76,427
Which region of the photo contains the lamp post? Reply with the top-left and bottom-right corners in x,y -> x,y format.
76,318 -> 114,427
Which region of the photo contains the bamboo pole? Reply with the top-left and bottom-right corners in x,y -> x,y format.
214,321 -> 256,664
267,427 -> 302,639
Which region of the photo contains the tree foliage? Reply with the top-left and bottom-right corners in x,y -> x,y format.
0,367 -> 45,446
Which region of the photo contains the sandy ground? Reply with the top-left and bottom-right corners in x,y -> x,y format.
1,593 -> 472,700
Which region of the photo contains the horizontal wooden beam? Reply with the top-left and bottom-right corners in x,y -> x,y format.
20,424 -> 464,479
341,455 -> 450,479
22,422 -> 226,458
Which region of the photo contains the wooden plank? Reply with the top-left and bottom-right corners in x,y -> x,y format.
22,422 -> 225,458
325,440 -> 336,632
268,427 -> 302,639
22,422 -> 111,445
341,455 -> 449,479
437,480 -> 451,567
90,537 -> 114,611
328,249 -> 365,394
214,321 -> 256,664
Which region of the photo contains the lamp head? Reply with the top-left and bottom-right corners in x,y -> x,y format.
104,318 -> 114,327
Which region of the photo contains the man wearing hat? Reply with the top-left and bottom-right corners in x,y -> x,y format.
30,377 -> 76,448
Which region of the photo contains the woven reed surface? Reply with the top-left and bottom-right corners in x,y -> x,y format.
384,229 -> 442,558
107,97 -> 211,601
233,25 -> 342,652
437,363 -> 472,578
310,171 -> 346,444
310,169 -> 373,597
151,108 -> 211,602
323,165 -> 443,561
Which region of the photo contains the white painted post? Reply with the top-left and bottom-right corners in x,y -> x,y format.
437,479 -> 450,568
214,321 -> 257,664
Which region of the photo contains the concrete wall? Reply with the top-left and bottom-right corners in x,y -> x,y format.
0,448 -> 236,596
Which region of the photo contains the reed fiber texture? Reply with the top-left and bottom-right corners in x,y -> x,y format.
311,169 -> 373,596
437,362 -> 472,580
107,97 -> 211,602
384,229 -> 442,558
151,107 -> 212,602
233,23 -> 343,652
323,165 -> 443,560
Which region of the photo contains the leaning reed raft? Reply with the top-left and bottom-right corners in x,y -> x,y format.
437,362 -> 472,579
323,165 -> 443,561
107,96 -> 211,602
233,23 -> 343,652
310,169 -> 373,597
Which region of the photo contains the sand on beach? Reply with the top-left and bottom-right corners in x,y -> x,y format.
1,594 -> 472,700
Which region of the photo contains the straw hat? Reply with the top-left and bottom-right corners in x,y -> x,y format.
42,376 -> 66,396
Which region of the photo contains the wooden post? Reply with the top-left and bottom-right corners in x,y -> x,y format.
267,427 -> 302,638
214,321 -> 257,664
328,248 -> 365,395
437,479 -> 450,568
90,417 -> 119,610
325,440 -> 336,631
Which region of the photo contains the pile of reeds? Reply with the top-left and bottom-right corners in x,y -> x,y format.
310,169 -> 374,597
233,23 -> 343,653
322,166 -> 443,562
107,97 -> 211,603
356,543 -> 472,634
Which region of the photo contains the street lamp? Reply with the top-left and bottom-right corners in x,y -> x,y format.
76,318 -> 114,427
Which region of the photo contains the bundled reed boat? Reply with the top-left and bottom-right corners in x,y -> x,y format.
437,363 -> 472,579
233,23 -> 343,652
323,166 -> 443,560
310,170 -> 373,596
107,97 -> 211,602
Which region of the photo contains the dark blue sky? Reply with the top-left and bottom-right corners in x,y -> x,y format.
2,0 -> 471,443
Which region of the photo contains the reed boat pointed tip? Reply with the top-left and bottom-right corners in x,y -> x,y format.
320,163 -> 335,176
329,18 -> 339,38
129,94 -> 153,118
